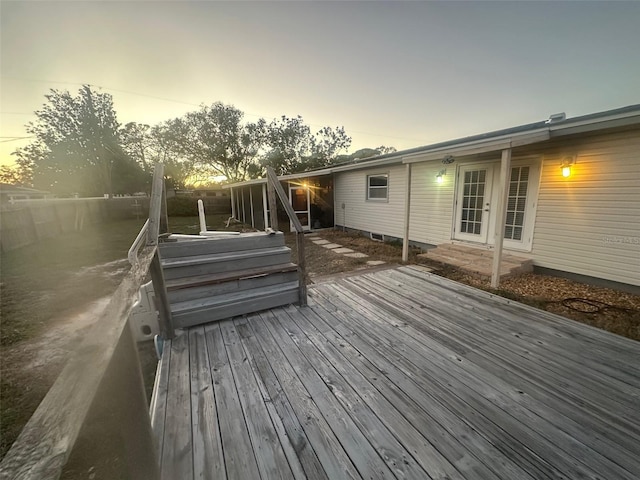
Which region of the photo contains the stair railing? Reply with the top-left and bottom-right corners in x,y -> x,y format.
265,166 -> 308,306
0,163 -> 171,480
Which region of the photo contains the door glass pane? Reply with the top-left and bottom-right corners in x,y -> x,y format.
460,168 -> 487,235
504,166 -> 530,241
291,188 -> 307,210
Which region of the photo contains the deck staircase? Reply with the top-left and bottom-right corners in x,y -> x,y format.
159,231 -> 299,328
418,243 -> 533,280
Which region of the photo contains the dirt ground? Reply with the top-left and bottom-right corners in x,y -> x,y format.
1,224 -> 638,472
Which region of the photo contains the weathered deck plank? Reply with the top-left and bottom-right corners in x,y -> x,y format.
314,280 -> 637,480
188,327 -> 225,480
152,267 -> 640,480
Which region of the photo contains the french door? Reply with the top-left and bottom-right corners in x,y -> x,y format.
454,162 -> 538,250
454,165 -> 494,243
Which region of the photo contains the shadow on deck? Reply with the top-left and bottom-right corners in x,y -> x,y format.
152,266 -> 640,480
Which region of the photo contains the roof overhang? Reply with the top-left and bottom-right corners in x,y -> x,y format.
222,167 -> 334,189
402,129 -> 550,164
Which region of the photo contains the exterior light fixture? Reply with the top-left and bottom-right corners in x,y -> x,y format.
561,156 -> 575,178
436,169 -> 446,184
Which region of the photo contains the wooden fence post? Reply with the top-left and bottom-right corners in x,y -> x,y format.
267,180 -> 279,231
150,251 -> 175,340
160,178 -> 169,235
108,323 -> 160,479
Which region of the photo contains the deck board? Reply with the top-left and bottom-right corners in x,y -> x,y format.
152,266 -> 640,480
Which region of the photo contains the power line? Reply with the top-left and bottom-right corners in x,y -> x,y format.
1,75 -> 430,145
0,136 -> 34,143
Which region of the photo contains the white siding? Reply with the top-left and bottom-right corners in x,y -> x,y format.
334,165 -> 406,238
408,162 -> 455,245
532,130 -> 640,286
333,129 -> 640,287
334,162 -> 455,245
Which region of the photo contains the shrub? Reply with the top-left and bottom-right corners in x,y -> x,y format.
167,197 -> 200,216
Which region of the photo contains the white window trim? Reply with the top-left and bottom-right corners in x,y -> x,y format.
366,173 -> 389,202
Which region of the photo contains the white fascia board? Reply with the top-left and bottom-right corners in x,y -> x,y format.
402,129 -> 550,164
222,167 -> 335,189
329,156 -> 404,173
222,178 -> 266,189
550,113 -> 640,137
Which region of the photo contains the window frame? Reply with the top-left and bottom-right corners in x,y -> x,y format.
366,173 -> 389,202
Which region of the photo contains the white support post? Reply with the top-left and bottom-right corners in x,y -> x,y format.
230,187 -> 236,219
491,148 -> 512,288
197,199 -> 206,233
240,189 -> 246,223
402,163 -> 412,262
262,183 -> 269,230
249,187 -> 255,228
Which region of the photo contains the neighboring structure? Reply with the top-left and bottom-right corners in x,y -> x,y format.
168,185 -> 231,214
227,105 -> 640,291
0,183 -> 53,204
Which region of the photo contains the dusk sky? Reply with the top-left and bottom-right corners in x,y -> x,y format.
1,1 -> 639,167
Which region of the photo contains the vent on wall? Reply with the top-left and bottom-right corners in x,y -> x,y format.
370,232 -> 384,242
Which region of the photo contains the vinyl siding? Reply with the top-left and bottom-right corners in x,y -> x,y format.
334,165 -> 406,238
333,129 -> 639,287
408,162 -> 455,245
532,130 -> 640,286
333,162 -> 455,245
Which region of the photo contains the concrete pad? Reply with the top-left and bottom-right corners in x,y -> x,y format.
366,260 -> 386,266
322,243 -> 342,249
332,247 -> 354,254
312,239 -> 330,245
344,252 -> 369,258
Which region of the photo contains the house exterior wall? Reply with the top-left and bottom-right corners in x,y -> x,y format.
333,128 -> 640,287
334,164 -> 407,239
408,162 -> 456,246
532,130 -> 640,287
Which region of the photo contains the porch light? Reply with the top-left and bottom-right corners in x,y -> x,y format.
436,169 -> 446,184
561,156 -> 575,178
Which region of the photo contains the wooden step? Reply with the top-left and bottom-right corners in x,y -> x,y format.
166,263 -> 298,290
159,231 -> 284,258
161,246 -> 292,280
167,265 -> 299,304
171,281 -> 300,328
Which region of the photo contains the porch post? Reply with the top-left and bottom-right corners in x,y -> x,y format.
230,187 -> 236,219
241,188 -> 246,223
491,148 -> 512,288
249,187 -> 255,228
262,183 -> 269,230
402,163 -> 412,262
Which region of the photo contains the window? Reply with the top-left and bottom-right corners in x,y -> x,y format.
504,166 -> 530,241
367,174 -> 388,201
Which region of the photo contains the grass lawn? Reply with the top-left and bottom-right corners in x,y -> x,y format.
0,214 -> 235,459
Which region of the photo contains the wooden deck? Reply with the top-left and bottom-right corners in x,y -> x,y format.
150,266 -> 640,480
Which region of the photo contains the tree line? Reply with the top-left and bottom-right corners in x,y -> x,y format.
1,86 -> 395,197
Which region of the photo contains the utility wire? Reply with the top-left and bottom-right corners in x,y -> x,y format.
1,75 -> 430,144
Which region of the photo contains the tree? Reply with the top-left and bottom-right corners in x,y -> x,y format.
13,86 -> 145,196
175,102 -> 266,183
0,164 -> 31,186
260,117 -> 352,175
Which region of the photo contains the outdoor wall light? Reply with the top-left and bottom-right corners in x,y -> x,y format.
561,156 -> 575,178
436,169 -> 446,184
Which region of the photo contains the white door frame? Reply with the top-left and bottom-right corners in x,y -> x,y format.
288,184 -> 311,232
453,158 -> 541,251
454,163 -> 495,243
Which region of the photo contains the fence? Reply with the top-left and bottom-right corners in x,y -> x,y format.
0,197 -> 151,252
